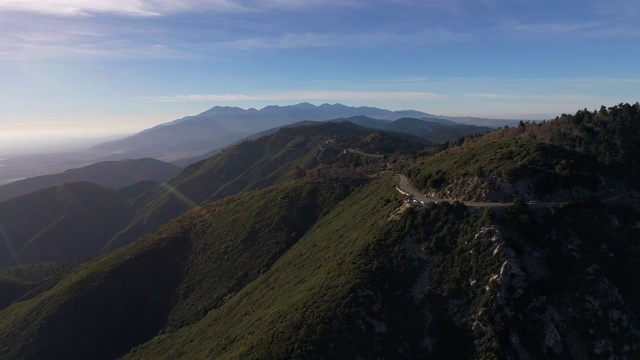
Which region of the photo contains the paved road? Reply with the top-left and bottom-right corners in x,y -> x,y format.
396,174 -> 509,208
396,174 -> 629,208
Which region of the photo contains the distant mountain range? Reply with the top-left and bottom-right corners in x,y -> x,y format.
0,158 -> 180,202
89,103 -> 518,160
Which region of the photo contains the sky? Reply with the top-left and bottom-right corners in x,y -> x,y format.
1,0 -> 639,152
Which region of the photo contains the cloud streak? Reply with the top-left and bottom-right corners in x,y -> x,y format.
0,0 -> 357,17
500,20 -> 640,39
218,30 -> 473,50
0,0 -> 251,17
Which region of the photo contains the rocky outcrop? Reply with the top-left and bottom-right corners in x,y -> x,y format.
424,174 -> 603,203
402,198 -> 640,359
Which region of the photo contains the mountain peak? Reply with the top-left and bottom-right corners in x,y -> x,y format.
291,102 -> 317,109
197,106 -> 247,117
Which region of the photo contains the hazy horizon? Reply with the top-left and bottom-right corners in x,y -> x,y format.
1,0 -> 638,154
0,99 -> 633,155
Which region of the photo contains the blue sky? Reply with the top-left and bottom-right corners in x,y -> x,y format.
1,0 -> 639,152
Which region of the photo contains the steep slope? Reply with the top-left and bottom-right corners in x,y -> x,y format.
126,177 -> 414,359
0,182 -> 135,267
0,179 -> 365,360
105,122 -> 422,250
0,158 -> 181,202
3,176 -> 638,359
128,188 -> 640,359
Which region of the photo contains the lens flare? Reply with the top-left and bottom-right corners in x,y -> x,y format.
0,225 -> 20,265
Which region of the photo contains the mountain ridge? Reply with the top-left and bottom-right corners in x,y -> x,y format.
89,103 -> 518,160
0,158 -> 181,202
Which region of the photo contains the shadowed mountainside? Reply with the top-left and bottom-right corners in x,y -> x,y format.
0,179 -> 372,359
0,182 -> 138,267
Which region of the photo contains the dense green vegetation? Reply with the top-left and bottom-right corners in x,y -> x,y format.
406,103 -> 639,200
0,179 -> 367,359
407,137 -> 599,196
0,103 -> 639,359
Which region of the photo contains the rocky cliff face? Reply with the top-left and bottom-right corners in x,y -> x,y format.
400,195 -> 640,358
423,174 -> 605,203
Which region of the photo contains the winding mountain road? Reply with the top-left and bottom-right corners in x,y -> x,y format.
396,174 -> 629,208
396,174 -> 510,208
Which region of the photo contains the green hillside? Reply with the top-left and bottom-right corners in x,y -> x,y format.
105,121 -> 422,250
0,178 -> 373,359
0,103 -> 638,359
0,122 -> 421,268
3,175 -> 637,358
405,103 -> 639,202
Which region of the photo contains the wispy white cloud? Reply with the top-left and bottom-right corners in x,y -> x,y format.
218,30 -> 473,50
0,31 -> 191,60
0,0 -> 251,17
0,10 -> 472,60
503,21 -> 601,34
0,0 -> 358,17
500,20 -> 640,39
0,12 -> 196,60
144,91 -> 448,102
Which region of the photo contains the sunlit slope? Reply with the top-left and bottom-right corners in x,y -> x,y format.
406,103 -> 640,202
125,183 -> 640,360
125,177 -> 413,359
105,122 -> 418,250
0,179 -> 364,359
